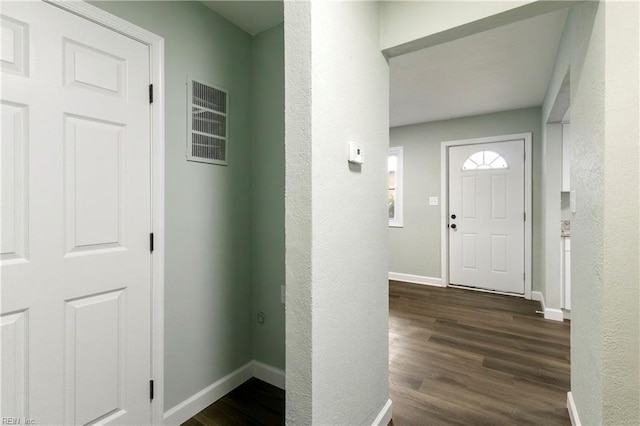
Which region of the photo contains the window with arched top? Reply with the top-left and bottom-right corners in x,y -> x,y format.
462,150 -> 508,170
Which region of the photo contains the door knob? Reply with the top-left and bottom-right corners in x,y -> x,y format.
451,214 -> 456,219
451,224 -> 457,229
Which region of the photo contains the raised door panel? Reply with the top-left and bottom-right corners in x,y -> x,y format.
1,310 -> 28,418
0,15 -> 29,76
491,235 -> 508,273
462,234 -> 477,270
64,290 -> 126,425
1,102 -> 28,263
64,115 -> 126,256
461,176 -> 477,219
63,38 -> 127,97
491,174 -> 508,220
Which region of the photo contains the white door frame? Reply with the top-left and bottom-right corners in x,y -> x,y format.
43,1 -> 166,423
440,133 -> 532,299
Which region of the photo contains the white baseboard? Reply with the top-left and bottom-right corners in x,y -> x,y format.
531,290 -> 564,322
545,307 -> 564,321
567,391 -> 581,426
371,398 -> 393,426
252,360 -> 285,390
163,361 -> 254,425
389,272 -> 444,287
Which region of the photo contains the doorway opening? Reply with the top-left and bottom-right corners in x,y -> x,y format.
440,133 -> 532,298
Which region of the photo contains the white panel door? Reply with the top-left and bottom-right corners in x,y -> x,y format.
1,2 -> 152,424
448,140 -> 525,294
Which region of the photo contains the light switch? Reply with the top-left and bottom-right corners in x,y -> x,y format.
429,196 -> 439,206
348,142 -> 364,164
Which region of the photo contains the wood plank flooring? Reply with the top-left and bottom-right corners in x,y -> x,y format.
183,281 -> 570,425
389,280 -> 570,426
182,378 -> 284,426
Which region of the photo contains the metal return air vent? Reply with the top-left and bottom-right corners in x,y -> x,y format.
186,78 -> 228,165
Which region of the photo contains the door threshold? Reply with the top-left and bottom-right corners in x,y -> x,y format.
448,283 -> 525,298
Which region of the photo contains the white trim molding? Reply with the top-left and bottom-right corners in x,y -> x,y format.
531,290 -> 543,302
440,133 -> 533,299
567,392 -> 582,426
163,362 -> 254,425
388,146 -> 404,227
252,360 -> 285,390
532,291 -> 564,322
372,399 -> 393,426
389,272 -> 444,287
43,1 -> 167,423
162,361 -> 285,425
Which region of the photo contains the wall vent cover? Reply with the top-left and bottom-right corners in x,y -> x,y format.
186,78 -> 228,165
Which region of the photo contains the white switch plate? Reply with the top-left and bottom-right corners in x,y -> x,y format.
348,142 -> 364,164
429,196 -> 439,206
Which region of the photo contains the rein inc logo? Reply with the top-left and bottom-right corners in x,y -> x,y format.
1,419 -> 35,425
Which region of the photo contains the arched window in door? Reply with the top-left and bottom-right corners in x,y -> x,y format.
462,150 -> 508,170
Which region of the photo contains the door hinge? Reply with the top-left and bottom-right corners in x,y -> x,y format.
149,84 -> 153,104
524,212 -> 526,221
150,380 -> 154,401
150,233 -> 154,253
524,273 -> 526,281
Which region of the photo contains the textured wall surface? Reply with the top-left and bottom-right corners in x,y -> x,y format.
310,2 -> 389,423
285,1 -> 390,423
569,3 -> 606,423
564,1 -> 640,423
89,1 -> 254,411
541,123 -> 562,308
601,1 -> 640,423
389,107 -> 542,290
284,1 -> 313,423
251,24 -> 285,371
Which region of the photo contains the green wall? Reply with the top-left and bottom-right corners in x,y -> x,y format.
251,24 -> 285,370
389,107 -> 543,291
89,1 -> 254,410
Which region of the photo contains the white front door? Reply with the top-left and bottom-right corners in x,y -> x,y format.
1,2 -> 152,424
448,140 -> 525,294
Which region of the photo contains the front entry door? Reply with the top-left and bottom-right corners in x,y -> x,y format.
448,140 -> 525,294
1,2 -> 152,423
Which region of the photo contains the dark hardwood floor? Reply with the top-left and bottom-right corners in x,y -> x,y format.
183,281 -> 570,425
389,280 -> 570,426
182,378 -> 284,426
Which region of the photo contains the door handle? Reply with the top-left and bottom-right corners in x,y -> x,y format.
451,224 -> 457,229
451,214 -> 456,219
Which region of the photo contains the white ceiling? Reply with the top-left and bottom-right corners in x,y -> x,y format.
390,9 -> 568,128
200,1 -> 283,36
198,2 -> 566,127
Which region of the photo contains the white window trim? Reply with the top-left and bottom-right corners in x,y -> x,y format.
389,146 -> 404,227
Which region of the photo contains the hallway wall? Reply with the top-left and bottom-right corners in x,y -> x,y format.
251,23 -> 285,371
389,107 -> 542,290
90,1 -> 254,411
541,1 -> 640,423
284,1 -> 390,423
